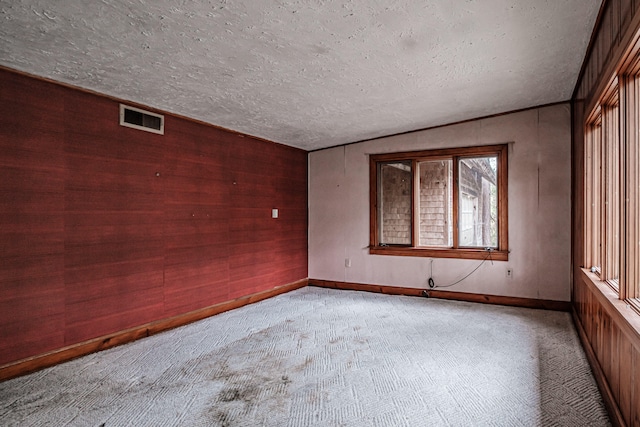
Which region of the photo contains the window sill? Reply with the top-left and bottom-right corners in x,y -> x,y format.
369,246 -> 508,261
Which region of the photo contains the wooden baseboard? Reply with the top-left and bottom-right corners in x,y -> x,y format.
0,279 -> 308,382
572,309 -> 626,427
1,278 -> 570,382
309,279 -> 572,312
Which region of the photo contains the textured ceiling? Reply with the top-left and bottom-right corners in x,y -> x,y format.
0,1 -> 601,151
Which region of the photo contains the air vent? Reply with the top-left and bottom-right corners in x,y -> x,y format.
119,104 -> 164,134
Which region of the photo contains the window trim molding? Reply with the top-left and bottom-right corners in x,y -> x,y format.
369,144 -> 509,261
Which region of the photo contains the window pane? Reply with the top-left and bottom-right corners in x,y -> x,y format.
458,156 -> 498,247
604,102 -> 620,286
378,161 -> 412,245
592,123 -> 602,273
418,160 -> 452,246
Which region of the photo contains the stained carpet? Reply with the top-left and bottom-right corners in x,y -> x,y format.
0,287 -> 610,426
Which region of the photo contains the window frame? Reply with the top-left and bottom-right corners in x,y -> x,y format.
584,111 -> 602,276
621,54 -> 640,308
369,144 -> 508,261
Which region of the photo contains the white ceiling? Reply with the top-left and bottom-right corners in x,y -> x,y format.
0,1 -> 601,151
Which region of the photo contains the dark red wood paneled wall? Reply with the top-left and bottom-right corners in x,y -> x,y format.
0,68 -> 308,366
0,71 -> 66,364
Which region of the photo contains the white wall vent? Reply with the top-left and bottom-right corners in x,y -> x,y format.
119,104 -> 164,134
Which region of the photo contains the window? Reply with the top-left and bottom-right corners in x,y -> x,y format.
585,87 -> 620,292
584,112 -> 602,276
603,91 -> 620,289
377,161 -> 412,245
584,46 -> 640,309
418,159 -> 452,247
622,55 -> 640,305
370,144 -> 508,261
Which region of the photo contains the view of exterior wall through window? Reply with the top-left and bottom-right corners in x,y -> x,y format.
459,156 -> 498,248
419,160 -> 452,247
378,161 -> 412,245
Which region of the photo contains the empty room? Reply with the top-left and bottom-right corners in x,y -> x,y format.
1,0 -> 639,426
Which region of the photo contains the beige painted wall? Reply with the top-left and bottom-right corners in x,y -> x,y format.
308,103 -> 572,301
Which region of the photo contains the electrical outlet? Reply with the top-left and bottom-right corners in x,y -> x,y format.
345,258 -> 351,268
506,268 -> 513,279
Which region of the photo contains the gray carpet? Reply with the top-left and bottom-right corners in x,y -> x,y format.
0,287 -> 610,426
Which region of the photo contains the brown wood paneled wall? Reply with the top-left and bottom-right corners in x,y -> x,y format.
0,67 -> 308,368
572,1 -> 640,425
575,0 -> 639,105
574,272 -> 640,426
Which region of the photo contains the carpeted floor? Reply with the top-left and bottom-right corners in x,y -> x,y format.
0,287 -> 610,426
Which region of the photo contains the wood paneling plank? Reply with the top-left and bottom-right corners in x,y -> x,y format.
633,345 -> 640,426
619,335 -> 633,425
610,324 -> 621,403
0,313 -> 65,365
